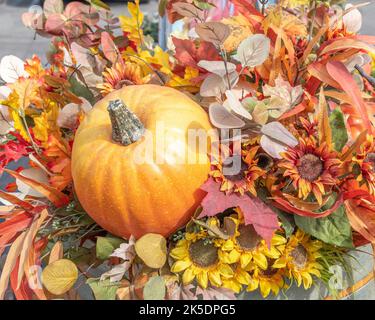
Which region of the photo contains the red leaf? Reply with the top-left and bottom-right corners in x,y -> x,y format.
326,61 -> 372,133
4,169 -> 69,207
0,212 -> 33,235
231,0 -> 263,30
198,178 -> 279,245
0,190 -> 35,212
10,259 -> 33,300
172,37 -> 221,71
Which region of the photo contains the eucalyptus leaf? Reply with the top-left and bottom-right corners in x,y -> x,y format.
195,22 -> 230,46
329,108 -> 348,152
294,206 -> 354,248
209,103 -> 245,129
234,34 -> 270,68
96,236 -> 125,260
87,279 -> 119,300
143,276 -> 166,300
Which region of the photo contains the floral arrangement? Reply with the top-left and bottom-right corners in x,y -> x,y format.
0,0 -> 374,300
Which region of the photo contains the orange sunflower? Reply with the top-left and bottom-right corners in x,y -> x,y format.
352,134 -> 375,195
97,61 -> 150,96
278,137 -> 341,204
210,145 -> 265,196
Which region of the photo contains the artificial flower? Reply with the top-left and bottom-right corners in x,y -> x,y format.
170,231 -> 234,289
273,229 -> 323,289
278,137 -> 341,204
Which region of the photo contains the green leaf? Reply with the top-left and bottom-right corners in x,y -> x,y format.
294,206 -> 354,248
87,279 -> 118,300
96,236 -> 124,260
143,276 -> 166,300
276,210 -> 295,238
68,247 -> 93,265
329,108 -> 348,152
68,76 -> 95,105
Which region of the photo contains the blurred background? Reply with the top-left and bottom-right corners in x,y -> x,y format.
0,0 -> 373,61
0,0 -> 159,60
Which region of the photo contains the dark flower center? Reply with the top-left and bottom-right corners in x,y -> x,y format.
222,155 -> 247,182
237,225 -> 262,251
365,153 -> 375,172
260,259 -> 278,277
256,153 -> 274,170
189,239 -> 219,268
297,153 -> 323,182
290,244 -> 308,269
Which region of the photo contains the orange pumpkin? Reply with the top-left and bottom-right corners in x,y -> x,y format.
71,84 -> 213,239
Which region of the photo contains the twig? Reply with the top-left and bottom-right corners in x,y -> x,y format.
309,1 -> 317,40
355,64 -> 375,88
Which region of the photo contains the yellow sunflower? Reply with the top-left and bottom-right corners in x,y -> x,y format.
246,260 -> 286,298
352,134 -> 375,195
170,232 -> 234,289
217,216 -> 286,270
97,61 -> 150,96
278,137 -> 341,205
273,229 -> 323,289
221,264 -> 252,293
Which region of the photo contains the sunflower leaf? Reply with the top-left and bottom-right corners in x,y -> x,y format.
329,108 -> 348,152
294,205 -> 354,249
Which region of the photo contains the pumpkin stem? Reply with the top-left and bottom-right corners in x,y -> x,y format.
108,99 -> 145,146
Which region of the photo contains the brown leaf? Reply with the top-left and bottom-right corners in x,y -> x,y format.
195,22 -> 230,46
172,2 -> 204,21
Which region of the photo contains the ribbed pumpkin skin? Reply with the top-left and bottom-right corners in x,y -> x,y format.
71,85 -> 213,239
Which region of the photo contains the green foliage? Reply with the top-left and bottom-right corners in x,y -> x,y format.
295,205 -> 354,248
329,108 -> 348,152
96,236 -> 125,260
87,279 -> 119,300
143,276 -> 166,300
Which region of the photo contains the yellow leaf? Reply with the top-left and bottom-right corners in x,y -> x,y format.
41,259 -> 78,295
135,233 -> 167,269
10,109 -> 29,141
119,0 -> 144,44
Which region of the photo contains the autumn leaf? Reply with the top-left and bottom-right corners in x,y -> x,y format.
135,234 -> 167,269
317,88 -> 332,148
4,169 -> 70,208
119,0 -> 144,44
195,22 -> 230,46
197,178 -> 279,245
101,32 -> 121,65
326,61 -> 372,133
172,37 -> 221,71
41,259 -> 78,295
0,231 -> 27,299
